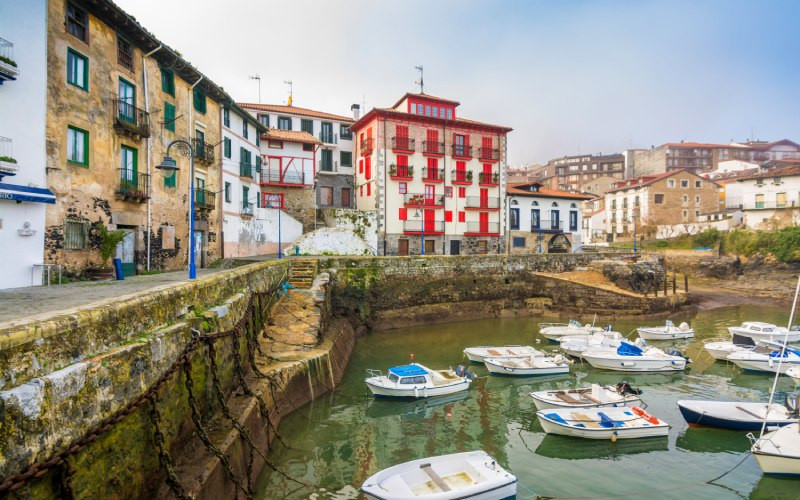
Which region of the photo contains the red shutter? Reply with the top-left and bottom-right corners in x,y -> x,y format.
359,185 -> 363,196
397,155 -> 408,166
483,163 -> 492,174
399,208 -> 407,220
458,211 -> 465,222
427,129 -> 438,142
359,159 -> 363,174
397,125 -> 408,137
367,183 -> 371,196
365,157 -> 371,179
480,212 -> 489,233
445,211 -> 453,222
457,161 -> 466,172
482,136 -> 492,149
458,187 -> 466,198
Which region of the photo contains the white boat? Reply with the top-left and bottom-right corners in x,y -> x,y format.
582,341 -> 688,372
536,406 -> 669,439
365,364 -> 471,398
750,423 -> 800,476
636,320 -> 694,340
560,332 -> 624,359
703,334 -> 757,361
530,383 -> 642,411
728,321 -> 800,343
360,450 -> 517,500
539,320 -> 608,342
484,354 -> 570,377
787,366 -> 800,384
726,342 -> 800,374
463,345 -> 540,363
677,400 -> 798,430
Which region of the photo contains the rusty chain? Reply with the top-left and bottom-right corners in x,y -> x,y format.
148,394 -> 191,500
58,456 -> 75,500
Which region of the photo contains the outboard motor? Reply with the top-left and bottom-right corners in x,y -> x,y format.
456,365 -> 475,380
634,337 -> 647,348
616,381 -> 643,395
665,348 -> 691,364
786,393 -> 799,418
605,324 -> 614,332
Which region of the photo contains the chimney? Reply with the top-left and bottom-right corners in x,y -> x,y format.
351,104 -> 360,120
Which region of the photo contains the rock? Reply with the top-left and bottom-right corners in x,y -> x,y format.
593,258 -> 664,293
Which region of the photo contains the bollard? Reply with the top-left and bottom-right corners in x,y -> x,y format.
672,272 -> 676,294
684,273 -> 689,292
664,272 -> 668,296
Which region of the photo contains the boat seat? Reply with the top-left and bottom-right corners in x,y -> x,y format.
420,464 -> 451,492
572,412 -> 602,428
582,394 -> 603,405
487,349 -> 503,356
736,406 -> 763,419
555,392 -> 582,404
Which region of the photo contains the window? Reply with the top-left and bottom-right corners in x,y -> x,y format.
243,120 -> 248,139
277,116 -> 292,130
773,177 -> 782,185
654,194 -> 664,204
255,156 -> 262,172
193,87 -> 206,114
340,151 -> 352,168
682,210 -> 688,221
680,179 -> 689,188
569,211 -> 578,231
161,67 -> 175,96
223,137 -> 231,159
776,192 -> 787,208
321,150 -> 333,172
695,210 -> 700,218
531,209 -> 540,229
682,195 -> 689,203
445,186 -> 453,198
121,145 -> 137,174
510,208 -> 519,230
301,119 -> 313,134
341,188 -> 351,207
365,157 -> 372,179
667,179 -> 675,188
264,193 -> 283,208
117,35 -> 133,71
695,195 -> 701,203
320,122 -> 334,143
66,2 -> 88,42
66,48 -> 88,90
268,140 -> 283,149
446,109 -> 452,120
224,182 -> 231,203
320,186 -> 333,206
367,183 -> 371,196
242,186 -> 249,207
64,220 -> 89,250
358,159 -> 363,174
513,237 -> 526,248
66,126 -> 88,166
259,114 -> 269,127
302,143 -> 313,151
163,102 -> 176,132
695,180 -> 702,188
340,124 -> 352,140
425,105 -> 431,116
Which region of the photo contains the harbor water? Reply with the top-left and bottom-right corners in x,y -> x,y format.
257,304 -> 800,499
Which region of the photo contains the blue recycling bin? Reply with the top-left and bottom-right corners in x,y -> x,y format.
113,258 -> 125,280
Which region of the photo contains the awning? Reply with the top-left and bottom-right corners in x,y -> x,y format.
0,183 -> 56,204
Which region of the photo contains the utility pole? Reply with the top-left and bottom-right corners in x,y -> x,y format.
284,80 -> 293,106
415,65 -> 424,93
249,74 -> 261,103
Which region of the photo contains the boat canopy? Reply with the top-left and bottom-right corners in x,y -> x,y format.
732,333 -> 756,346
617,342 -> 643,357
388,365 -> 428,376
569,320 -> 581,328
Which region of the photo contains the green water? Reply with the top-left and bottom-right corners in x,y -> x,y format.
257,305 -> 800,499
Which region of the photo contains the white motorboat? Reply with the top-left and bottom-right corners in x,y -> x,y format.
636,320 -> 694,340
536,406 -> 669,439
703,334 -> 757,361
726,342 -> 800,374
539,320 -> 608,342
360,450 -> 517,500
677,400 -> 798,430
530,383 -> 642,411
787,366 -> 800,384
365,364 -> 471,398
750,423 -> 800,476
483,354 -> 570,377
464,345 -> 541,363
728,322 -> 800,343
560,332 -> 624,359
582,341 -> 688,372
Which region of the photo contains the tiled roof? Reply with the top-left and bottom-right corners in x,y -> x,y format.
261,129 -> 321,145
351,107 -> 512,133
736,164 -> 800,182
606,168 -> 720,193
744,139 -> 800,151
391,92 -> 461,109
664,142 -> 729,148
239,103 -> 354,123
507,182 -> 593,200
703,168 -> 759,183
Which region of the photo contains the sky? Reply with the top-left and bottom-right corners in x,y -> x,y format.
116,0 -> 800,166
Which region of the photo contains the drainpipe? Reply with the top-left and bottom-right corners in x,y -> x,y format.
382,116 -> 387,255
142,44 -> 162,271
188,76 -> 203,269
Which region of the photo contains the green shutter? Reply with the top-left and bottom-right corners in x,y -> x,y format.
164,102 -> 176,132
193,87 -> 206,114
256,155 -> 261,172
160,67 -> 174,96
224,137 -> 231,158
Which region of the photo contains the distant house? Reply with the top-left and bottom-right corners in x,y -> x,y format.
736,164 -> 800,229
582,197 -> 607,244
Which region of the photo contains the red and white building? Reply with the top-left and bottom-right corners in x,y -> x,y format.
350,92 -> 512,255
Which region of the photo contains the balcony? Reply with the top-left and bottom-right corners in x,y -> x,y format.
239,161 -> 255,179
531,220 -> 565,233
404,193 -> 445,208
465,196 -> 500,210
479,172 -> 499,186
422,167 -> 445,183
0,136 -> 18,176
451,144 -> 473,159
403,220 -> 445,234
389,164 -> 414,180
464,221 -> 500,236
0,38 -> 18,83
261,169 -> 306,187
115,169 -> 150,202
112,96 -> 150,138
392,136 -> 415,152
194,188 -> 216,211
423,140 -> 444,156
451,169 -> 473,185
193,139 -> 215,165
319,131 -> 337,144
479,147 -> 500,161
744,200 -> 797,210
240,202 -> 254,217
360,137 -> 374,156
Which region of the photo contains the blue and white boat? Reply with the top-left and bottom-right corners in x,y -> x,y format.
483,354 -> 570,377
727,342 -> 800,374
677,400 -> 798,430
537,406 -> 670,439
365,363 -> 471,398
582,341 -> 688,372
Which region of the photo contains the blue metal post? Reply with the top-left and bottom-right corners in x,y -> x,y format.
189,152 -> 196,279
421,220 -> 425,255
277,207 -> 282,259
633,217 -> 637,254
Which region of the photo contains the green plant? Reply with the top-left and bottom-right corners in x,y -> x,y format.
655,240 -> 669,248
0,55 -> 17,68
0,156 -> 17,163
95,222 -> 126,267
691,228 -> 721,248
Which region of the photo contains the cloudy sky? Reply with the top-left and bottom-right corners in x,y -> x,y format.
117,0 -> 800,166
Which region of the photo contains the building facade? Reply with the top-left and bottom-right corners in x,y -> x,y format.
538,153 -> 624,192
43,0 -> 229,277
736,165 -> 800,230
581,197 -> 607,244
507,183 -> 591,254
350,92 -> 512,255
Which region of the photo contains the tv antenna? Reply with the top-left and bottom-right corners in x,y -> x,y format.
284,80 -> 293,106
415,65 -> 424,93
249,74 -> 261,103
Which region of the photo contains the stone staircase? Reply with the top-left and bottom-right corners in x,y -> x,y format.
288,258 -> 318,289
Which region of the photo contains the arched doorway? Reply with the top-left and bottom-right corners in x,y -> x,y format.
548,234 -> 571,253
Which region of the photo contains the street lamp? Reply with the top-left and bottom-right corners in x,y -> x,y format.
630,214 -> 637,254
156,140 -> 196,280
414,208 -> 425,255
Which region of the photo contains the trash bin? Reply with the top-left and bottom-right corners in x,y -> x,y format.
113,258 -> 125,280
295,246 -> 300,256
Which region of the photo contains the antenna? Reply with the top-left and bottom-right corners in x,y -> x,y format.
414,65 -> 424,93
284,80 -> 293,106
249,74 -> 261,103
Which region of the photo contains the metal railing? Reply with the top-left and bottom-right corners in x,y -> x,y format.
479,172 -> 499,185
389,164 -> 414,178
452,144 -> 473,158
403,220 -> 445,233
466,221 -> 500,234
239,161 -> 255,178
479,147 -> 500,161
360,137 -> 374,155
392,136 -> 415,151
240,202 -> 254,217
422,167 -> 444,181
465,196 -> 500,209
531,219 -> 564,232
0,135 -> 13,161
194,188 -> 216,210
117,46 -> 133,71
451,169 -> 473,183
423,140 -> 444,155
404,193 -> 445,206
112,96 -> 150,137
115,169 -> 150,201
192,139 -> 214,164
319,131 -> 337,144
261,170 -> 305,185
0,38 -> 17,77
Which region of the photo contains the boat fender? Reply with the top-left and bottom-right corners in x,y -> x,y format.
553,354 -> 567,365
632,406 -> 659,424
786,394 -> 799,417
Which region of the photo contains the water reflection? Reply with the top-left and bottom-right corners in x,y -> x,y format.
535,433 -> 669,460
365,392 -> 469,420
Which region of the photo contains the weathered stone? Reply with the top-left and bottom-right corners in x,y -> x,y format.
0,378 -> 45,420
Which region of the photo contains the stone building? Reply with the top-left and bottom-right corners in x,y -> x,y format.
44,0 -> 229,276
538,153 -> 624,192
350,92 -> 513,255
604,169 -> 721,241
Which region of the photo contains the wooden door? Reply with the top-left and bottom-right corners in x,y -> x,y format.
424,239 -> 436,255
398,239 -> 409,256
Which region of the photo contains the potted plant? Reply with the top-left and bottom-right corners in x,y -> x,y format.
88,222 -> 126,280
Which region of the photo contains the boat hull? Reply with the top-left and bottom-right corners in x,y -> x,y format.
728,327 -> 800,343
637,327 -> 694,340
753,452 -> 800,477
728,358 -> 800,374
531,394 -> 641,411
484,360 -> 569,377
464,346 -> 537,363
537,414 -> 668,439
582,353 -> 686,372
366,380 -> 470,398
677,401 -> 797,430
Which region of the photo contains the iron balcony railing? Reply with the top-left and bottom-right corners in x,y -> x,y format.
479,147 -> 500,161
389,164 -> 414,178
239,161 -> 255,179
392,136 -> 415,151
193,139 -> 215,164
531,219 -> 565,232
451,169 -> 473,183
465,196 -> 500,209
241,202 -> 254,217
404,193 -> 445,206
479,172 -> 499,185
194,188 -> 216,210
422,167 -> 444,181
423,140 -> 444,155
360,137 -> 374,155
319,131 -> 337,144
115,169 -> 150,201
403,220 -> 445,233
452,144 -> 473,158
466,221 -> 500,234
0,37 -> 18,79
112,96 -> 150,138
262,170 -> 305,185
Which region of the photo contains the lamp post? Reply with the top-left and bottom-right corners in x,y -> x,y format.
414,208 -> 425,255
156,140 -> 196,280
277,206 -> 282,259
631,213 -> 638,254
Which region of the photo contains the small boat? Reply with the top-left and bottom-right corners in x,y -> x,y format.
726,342 -> 800,374
365,364 -> 471,398
560,332 -> 624,359
530,382 -> 643,411
536,406 -> 669,439
582,341 -> 688,372
484,354 -> 570,377
677,400 -> 798,430
728,321 -> 800,343
463,345 -> 540,363
636,320 -> 694,340
750,423 -> 800,476
787,366 -> 800,384
539,320 -> 608,342
360,450 -> 517,500
703,334 -> 757,361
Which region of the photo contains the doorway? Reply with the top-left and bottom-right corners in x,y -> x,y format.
194,230 -> 205,268
115,226 -> 136,276
449,240 -> 461,255
398,239 -> 409,256
424,239 -> 435,255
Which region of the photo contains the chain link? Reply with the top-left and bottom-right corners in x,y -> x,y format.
148,394 -> 191,500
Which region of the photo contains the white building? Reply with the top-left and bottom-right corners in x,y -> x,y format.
0,1 -> 55,289
507,182 -> 591,253
736,165 -> 800,229
581,197 -> 607,244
